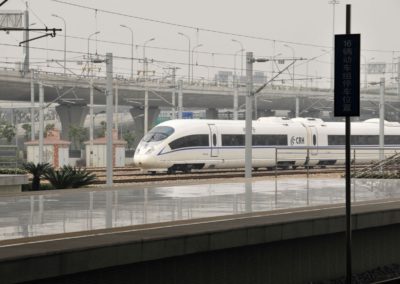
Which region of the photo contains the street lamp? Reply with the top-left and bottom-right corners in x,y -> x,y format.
329,0 -> 339,90
142,37 -> 155,78
87,31 -> 100,76
178,32 -> 191,83
232,39 -> 244,78
191,43 -> 203,83
120,24 -> 134,79
143,37 -> 155,135
52,14 -> 66,75
284,44 -> 298,117
233,48 -> 243,83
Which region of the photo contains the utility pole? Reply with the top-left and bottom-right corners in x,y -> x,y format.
23,6 -> 29,74
172,68 -> 176,119
30,70 -> 35,140
233,84 -> 239,120
244,52 -> 295,180
89,79 -> 94,167
38,82 -> 44,164
115,83 -> 119,136
178,80 -> 183,119
245,52 -> 253,180
398,57 -> 400,97
144,58 -> 149,135
379,77 -> 385,161
164,67 -> 179,119
106,53 -> 113,186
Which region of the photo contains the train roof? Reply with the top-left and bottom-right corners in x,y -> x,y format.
156,117 -> 400,130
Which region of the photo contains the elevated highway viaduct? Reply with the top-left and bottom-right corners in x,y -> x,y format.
1,68 -> 399,142
1,198 -> 400,283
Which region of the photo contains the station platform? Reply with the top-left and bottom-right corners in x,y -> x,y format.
0,176 -> 399,241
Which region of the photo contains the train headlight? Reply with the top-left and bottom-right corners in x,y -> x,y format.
145,147 -> 155,155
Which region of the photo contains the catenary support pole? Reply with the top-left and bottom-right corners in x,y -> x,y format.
345,4 -> 352,284
23,9 -> 29,74
245,52 -> 253,179
89,79 -> 94,166
38,82 -> 44,164
397,58 -> 400,97
106,53 -> 113,186
171,68 -> 176,119
379,77 -> 385,161
233,85 -> 238,120
178,80 -> 183,119
30,71 -> 35,141
144,59 -> 149,135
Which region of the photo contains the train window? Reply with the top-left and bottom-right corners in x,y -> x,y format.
385,135 -> 400,145
222,134 -> 288,146
169,134 -> 209,149
212,134 -> 217,146
313,135 -> 317,146
222,135 -> 245,146
253,135 -> 288,146
329,135 -> 388,145
328,135 -> 345,145
143,126 -> 174,142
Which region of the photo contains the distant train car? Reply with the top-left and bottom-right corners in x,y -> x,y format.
133,117 -> 400,173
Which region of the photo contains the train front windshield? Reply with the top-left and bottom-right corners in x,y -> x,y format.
142,126 -> 175,142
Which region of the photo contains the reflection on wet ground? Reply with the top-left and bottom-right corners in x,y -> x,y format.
0,178 -> 398,241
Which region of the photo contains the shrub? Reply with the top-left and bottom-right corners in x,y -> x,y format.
44,165 -> 97,189
0,168 -> 27,175
22,162 -> 52,190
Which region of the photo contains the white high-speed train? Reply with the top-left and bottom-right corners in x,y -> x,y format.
133,117 -> 400,173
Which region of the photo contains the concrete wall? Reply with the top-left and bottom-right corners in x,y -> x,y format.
2,200 -> 400,283
0,174 -> 28,194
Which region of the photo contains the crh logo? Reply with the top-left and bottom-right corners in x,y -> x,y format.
290,136 -> 305,145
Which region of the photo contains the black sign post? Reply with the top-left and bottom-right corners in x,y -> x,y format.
334,5 -> 360,284
334,33 -> 360,117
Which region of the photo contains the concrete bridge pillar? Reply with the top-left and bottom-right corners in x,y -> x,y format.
205,108 -> 218,119
129,106 -> 160,148
55,104 -> 89,142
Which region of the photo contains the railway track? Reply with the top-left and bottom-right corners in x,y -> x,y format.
87,165 -> 362,184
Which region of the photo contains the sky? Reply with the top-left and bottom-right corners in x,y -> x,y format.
1,0 -> 399,88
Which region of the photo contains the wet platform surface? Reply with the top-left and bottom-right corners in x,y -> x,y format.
0,177 -> 399,241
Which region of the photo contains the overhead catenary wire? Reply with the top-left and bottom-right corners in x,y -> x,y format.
0,42 -> 298,75
50,0 -> 400,54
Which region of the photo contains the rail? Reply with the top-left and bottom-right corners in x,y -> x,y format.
273,145 -> 400,179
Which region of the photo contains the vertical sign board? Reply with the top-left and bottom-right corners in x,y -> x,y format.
334,34 -> 361,117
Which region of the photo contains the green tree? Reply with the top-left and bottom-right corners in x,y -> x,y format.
0,123 -> 16,144
22,162 -> 52,191
69,124 -> 88,149
97,121 -> 107,137
44,165 -> 97,189
22,123 -> 31,140
123,130 -> 135,150
44,123 -> 55,137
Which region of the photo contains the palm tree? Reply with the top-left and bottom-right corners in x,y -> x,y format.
22,162 -> 52,190
44,165 -> 97,189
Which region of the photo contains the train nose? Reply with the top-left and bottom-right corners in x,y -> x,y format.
134,153 -> 156,169
133,155 -> 145,167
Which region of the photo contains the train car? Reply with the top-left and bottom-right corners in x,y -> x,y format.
133,117 -> 400,173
